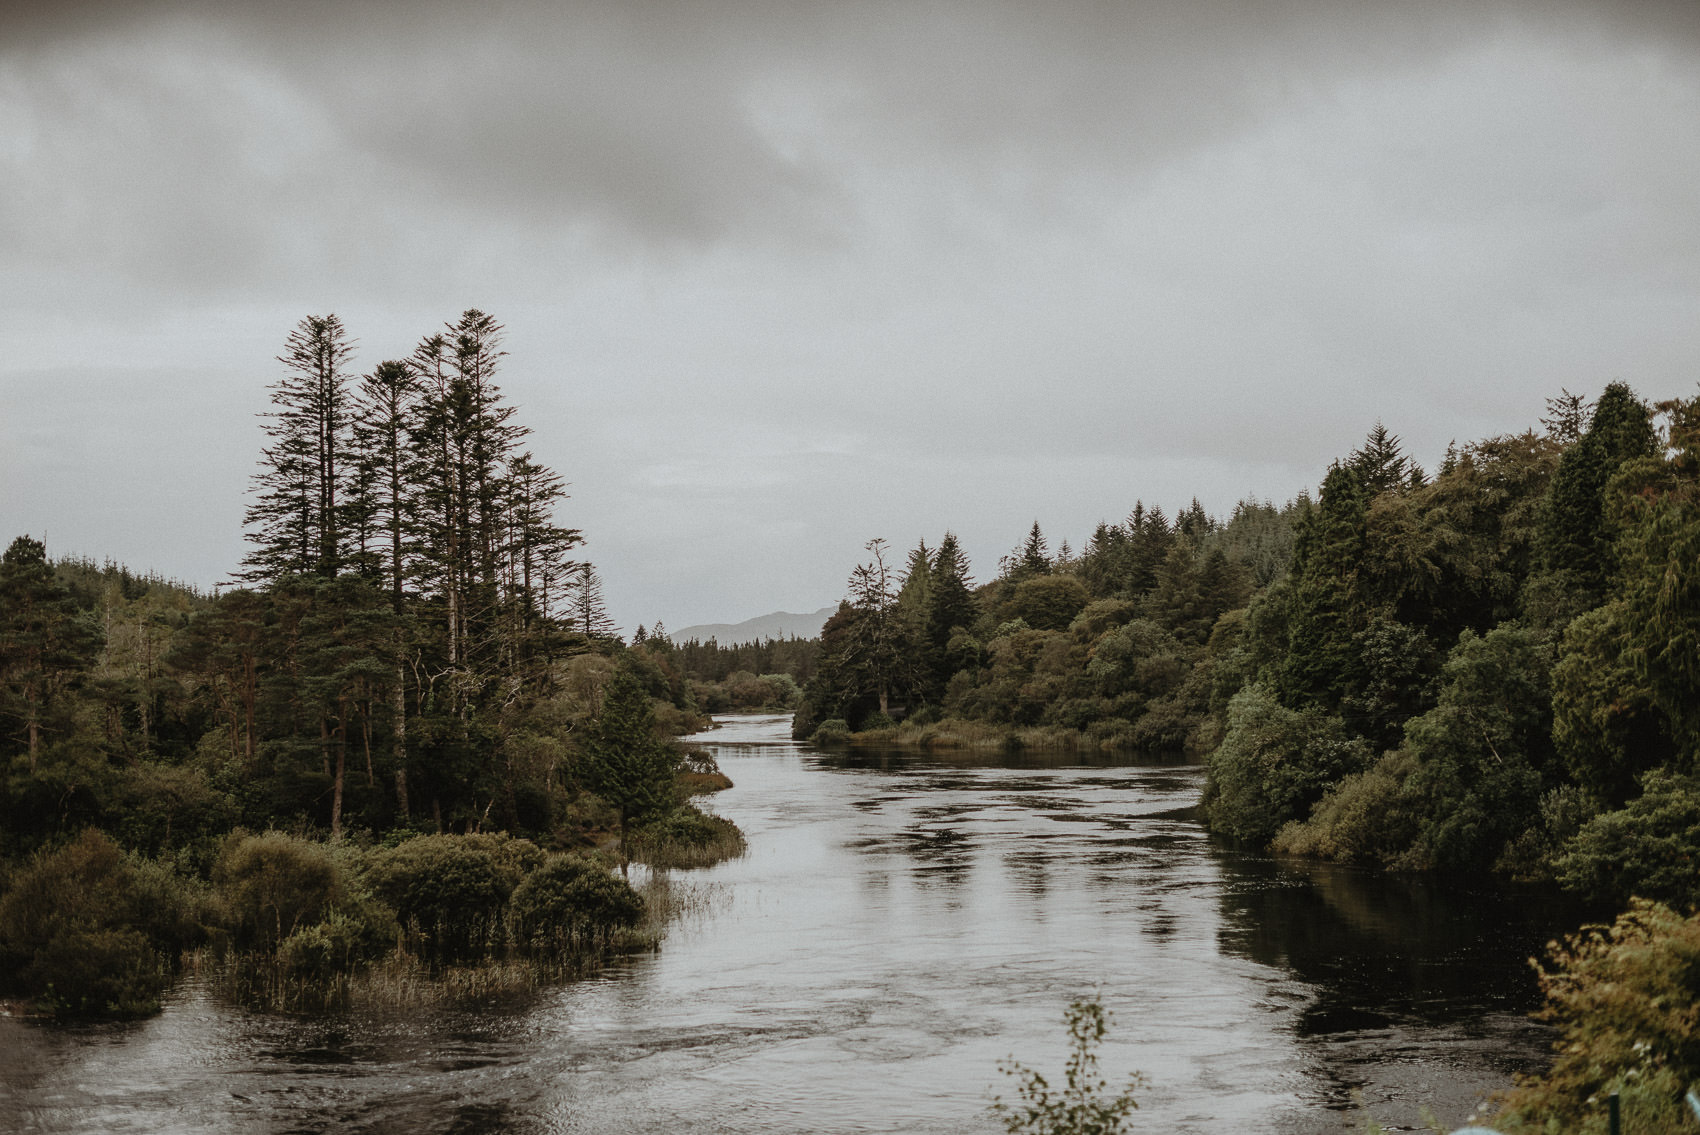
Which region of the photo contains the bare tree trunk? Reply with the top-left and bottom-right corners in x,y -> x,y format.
330,706 -> 347,842
393,650 -> 410,819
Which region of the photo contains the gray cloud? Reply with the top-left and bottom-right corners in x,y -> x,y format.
4,0 -> 1700,626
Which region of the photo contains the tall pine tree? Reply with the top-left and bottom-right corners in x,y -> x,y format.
240,314 -> 356,583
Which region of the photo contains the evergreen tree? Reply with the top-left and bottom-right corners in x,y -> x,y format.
566,562 -> 619,638
1350,422 -> 1415,498
1005,521 -> 1052,581
925,532 -> 979,690
349,359 -> 421,605
349,358 -> 423,817
578,669 -> 679,875
1279,464 -> 1371,709
841,538 -> 915,717
1123,504 -> 1175,599
504,453 -> 581,631
0,537 -> 102,769
1538,382 -> 1657,601
240,315 -> 356,583
1542,389 -> 1591,445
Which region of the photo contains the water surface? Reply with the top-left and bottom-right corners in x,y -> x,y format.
0,714 -> 1589,1133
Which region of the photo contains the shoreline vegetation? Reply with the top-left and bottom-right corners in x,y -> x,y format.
6,312 -> 1699,1127
0,311 -> 751,1022
793,382 -> 1700,1129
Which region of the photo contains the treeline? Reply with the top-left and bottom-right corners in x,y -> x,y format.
798,385 -> 1700,905
664,633 -> 820,714
793,497 -> 1296,751
798,385 -> 1700,1125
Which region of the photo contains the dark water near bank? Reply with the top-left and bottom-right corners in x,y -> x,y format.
0,715 -> 1595,1134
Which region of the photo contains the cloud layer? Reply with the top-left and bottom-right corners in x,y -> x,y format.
4,0 -> 1699,626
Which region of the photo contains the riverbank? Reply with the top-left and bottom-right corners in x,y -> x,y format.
810,715 -> 1191,755
2,713 -> 1590,1134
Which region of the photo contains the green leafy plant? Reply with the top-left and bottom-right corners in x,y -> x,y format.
992,998 -> 1144,1135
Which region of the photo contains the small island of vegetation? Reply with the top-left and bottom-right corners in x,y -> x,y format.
0,311 -> 744,1019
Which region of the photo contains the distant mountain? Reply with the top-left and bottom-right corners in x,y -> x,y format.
673,607 -> 834,646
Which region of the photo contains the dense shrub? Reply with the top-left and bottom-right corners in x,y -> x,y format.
0,829 -> 203,1017
275,910 -> 374,983
215,831 -> 347,953
811,719 -> 851,745
1555,770 -> 1700,907
631,804 -> 747,868
361,833 -> 539,961
1203,685 -> 1372,844
1497,901 -> 1700,1135
509,855 -> 644,954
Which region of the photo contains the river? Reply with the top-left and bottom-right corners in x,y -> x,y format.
0,713 -> 1593,1134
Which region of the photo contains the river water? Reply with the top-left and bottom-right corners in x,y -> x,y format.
0,713 -> 1594,1134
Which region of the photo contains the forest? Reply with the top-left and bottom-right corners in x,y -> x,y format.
0,311 -> 745,1019
796,384 -> 1700,906
796,383 -> 1700,1128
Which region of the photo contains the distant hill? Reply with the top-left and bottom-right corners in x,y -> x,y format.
673,607 -> 834,646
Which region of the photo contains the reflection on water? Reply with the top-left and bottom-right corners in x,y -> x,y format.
0,714 -> 1594,1134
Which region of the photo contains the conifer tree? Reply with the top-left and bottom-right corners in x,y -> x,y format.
926,532 -> 978,690
1349,422 -> 1415,498
0,537 -> 102,769
1016,522 -> 1051,578
566,562 -> 619,639
240,315 -> 356,583
350,359 -> 421,605
831,538 -> 922,719
1539,382 -> 1657,600
579,669 -> 678,875
1279,463 -> 1371,708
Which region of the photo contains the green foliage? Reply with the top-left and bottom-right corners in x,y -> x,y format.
215,830 -> 350,953
276,910 -> 374,984
1085,618 -> 1187,699
1279,464 -> 1371,709
508,854 -> 644,955
1552,602 -> 1676,807
1555,770 -> 1700,907
0,536 -> 104,768
1002,575 -> 1091,633
1616,450 -> 1700,751
361,833 -> 535,961
0,830 -> 203,1018
1497,901 -> 1700,1135
1278,626 -> 1554,870
1203,684 -> 1372,844
992,998 -> 1144,1135
1537,381 -> 1657,602
577,669 -> 682,864
811,718 -> 851,745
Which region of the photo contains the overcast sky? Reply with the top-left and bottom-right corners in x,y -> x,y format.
3,0 -> 1699,631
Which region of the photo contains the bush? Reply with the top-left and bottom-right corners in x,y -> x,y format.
811,719 -> 851,745
1203,685 -> 1371,845
0,829 -> 202,1018
631,804 -> 746,869
509,855 -> 645,955
1273,751 -> 1416,864
277,910 -> 372,983
215,831 -> 346,953
360,833 -> 538,961
1496,901 -> 1700,1135
1555,769 -> 1700,907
